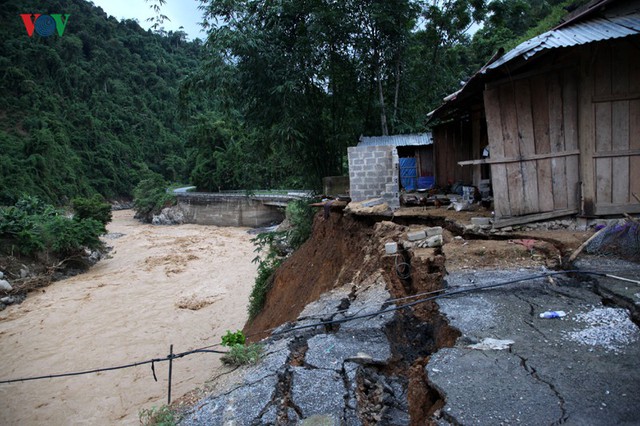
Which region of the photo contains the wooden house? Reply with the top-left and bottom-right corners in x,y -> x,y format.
429,0 -> 640,226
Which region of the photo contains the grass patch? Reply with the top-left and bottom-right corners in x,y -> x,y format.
221,343 -> 263,366
139,405 -> 176,426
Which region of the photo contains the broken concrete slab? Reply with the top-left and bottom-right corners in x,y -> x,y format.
179,374 -> 279,425
290,367 -> 345,422
428,348 -> 562,425
407,230 -> 426,241
305,330 -> 391,370
179,279 -> 410,425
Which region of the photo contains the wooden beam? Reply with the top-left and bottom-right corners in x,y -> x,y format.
493,209 -> 579,228
593,203 -> 640,215
457,150 -> 580,166
578,46 -> 596,216
485,64 -> 571,89
592,149 -> 640,158
592,92 -> 640,103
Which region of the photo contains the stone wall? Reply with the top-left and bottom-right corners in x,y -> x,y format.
347,145 -> 399,209
176,194 -> 285,227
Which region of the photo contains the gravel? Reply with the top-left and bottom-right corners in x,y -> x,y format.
564,307 -> 640,353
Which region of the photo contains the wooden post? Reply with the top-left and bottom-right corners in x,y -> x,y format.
168,344 -> 173,405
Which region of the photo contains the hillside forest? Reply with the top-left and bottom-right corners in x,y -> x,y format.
0,0 -> 588,204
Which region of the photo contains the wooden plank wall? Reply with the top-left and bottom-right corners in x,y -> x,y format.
433,121 -> 473,187
484,68 -> 580,219
591,39 -> 640,214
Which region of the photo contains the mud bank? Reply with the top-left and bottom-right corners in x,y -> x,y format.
0,210 -> 257,425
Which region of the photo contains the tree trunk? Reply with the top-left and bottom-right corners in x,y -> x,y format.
378,75 -> 388,136
392,54 -> 401,132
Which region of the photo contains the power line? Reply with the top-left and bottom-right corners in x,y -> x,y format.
0,269 -> 628,386
269,270 -> 609,336
0,347 -> 227,385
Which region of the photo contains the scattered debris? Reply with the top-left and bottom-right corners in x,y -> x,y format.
565,307 -> 640,353
539,310 -> 566,319
467,338 -> 515,351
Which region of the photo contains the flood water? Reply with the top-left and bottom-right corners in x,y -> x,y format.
0,210 -> 257,424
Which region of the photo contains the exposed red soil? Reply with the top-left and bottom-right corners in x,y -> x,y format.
244,213 -> 404,340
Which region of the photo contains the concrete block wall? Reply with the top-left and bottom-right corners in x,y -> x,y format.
348,145 -> 399,209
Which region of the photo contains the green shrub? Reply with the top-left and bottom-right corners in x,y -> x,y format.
133,175 -> 176,222
221,343 -> 263,366
246,198 -> 317,319
14,195 -> 51,216
72,195 -> 112,232
43,216 -> 104,255
0,196 -> 104,257
139,405 -> 176,426
221,330 -> 246,347
248,232 -> 286,320
285,198 -> 316,250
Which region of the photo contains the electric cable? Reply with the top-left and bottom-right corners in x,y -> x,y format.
1,269 -> 632,385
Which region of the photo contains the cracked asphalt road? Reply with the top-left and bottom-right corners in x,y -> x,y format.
178,262 -> 640,425
429,268 -> 640,425
179,276 -> 408,425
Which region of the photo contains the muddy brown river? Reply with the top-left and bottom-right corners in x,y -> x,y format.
0,210 -> 257,425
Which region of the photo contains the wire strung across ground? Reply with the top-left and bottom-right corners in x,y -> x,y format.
0,347 -> 226,385
1,269 -> 635,385
268,270 -> 620,336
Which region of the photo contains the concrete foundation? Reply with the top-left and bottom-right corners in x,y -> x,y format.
176,193 -> 285,227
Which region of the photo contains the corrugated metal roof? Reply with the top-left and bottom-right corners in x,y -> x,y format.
358,133 -> 432,147
485,12 -> 640,71
428,4 -> 640,121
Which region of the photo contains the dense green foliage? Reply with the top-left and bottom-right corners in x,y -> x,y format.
0,196 -> 104,257
467,0 -> 589,68
0,0 -> 203,204
72,195 -> 112,232
132,174 -> 176,222
0,0 -> 584,204
184,0 -> 584,192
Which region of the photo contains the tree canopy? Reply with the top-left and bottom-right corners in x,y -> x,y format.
0,0 -> 202,204
0,0 -> 587,200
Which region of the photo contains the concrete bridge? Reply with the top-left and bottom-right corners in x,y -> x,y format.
174,191 -> 312,227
